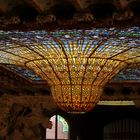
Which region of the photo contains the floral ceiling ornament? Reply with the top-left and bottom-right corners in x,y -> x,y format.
0,16 -> 21,27
36,14 -> 56,24
0,27 -> 140,113
113,8 -> 133,21
73,12 -> 94,22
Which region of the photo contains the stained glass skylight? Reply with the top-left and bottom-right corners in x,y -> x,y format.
0,27 -> 140,113
113,67 -> 140,81
2,64 -> 42,81
1,64 -> 140,82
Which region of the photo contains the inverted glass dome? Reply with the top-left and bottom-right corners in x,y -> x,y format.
0,27 -> 140,113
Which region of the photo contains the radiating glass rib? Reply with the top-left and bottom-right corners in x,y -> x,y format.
98,61 -> 125,85
56,39 -> 73,108
31,61 -> 55,85
25,44 -> 62,85
109,46 -> 133,59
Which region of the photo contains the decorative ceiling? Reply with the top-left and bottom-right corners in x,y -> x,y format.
0,0 -> 140,30
0,0 -> 139,104
0,0 -> 140,83
0,27 -> 140,83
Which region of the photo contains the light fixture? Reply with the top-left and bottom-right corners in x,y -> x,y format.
0,27 -> 140,113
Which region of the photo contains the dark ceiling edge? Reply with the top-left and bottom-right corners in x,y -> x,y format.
0,20 -> 140,31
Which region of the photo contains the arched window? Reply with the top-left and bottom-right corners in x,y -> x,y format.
46,115 -> 69,140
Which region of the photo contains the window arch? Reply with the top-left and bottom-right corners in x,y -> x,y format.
46,115 -> 69,140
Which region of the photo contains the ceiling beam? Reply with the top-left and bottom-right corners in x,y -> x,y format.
114,0 -> 135,9
0,0 -> 10,12
70,0 -> 87,11
25,0 -> 46,13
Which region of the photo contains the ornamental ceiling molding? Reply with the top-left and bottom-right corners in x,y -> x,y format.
0,0 -> 140,30
0,13 -> 139,31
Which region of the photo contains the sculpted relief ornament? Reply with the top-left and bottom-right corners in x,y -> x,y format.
0,96 -> 57,140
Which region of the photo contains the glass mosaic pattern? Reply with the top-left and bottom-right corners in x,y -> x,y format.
1,64 -> 140,82
113,67 -> 140,81
0,27 -> 140,112
3,64 -> 42,81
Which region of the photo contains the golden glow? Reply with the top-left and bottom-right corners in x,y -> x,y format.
0,28 -> 140,112
97,101 -> 135,106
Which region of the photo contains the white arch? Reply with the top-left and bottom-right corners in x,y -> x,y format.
46,115 -> 69,140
